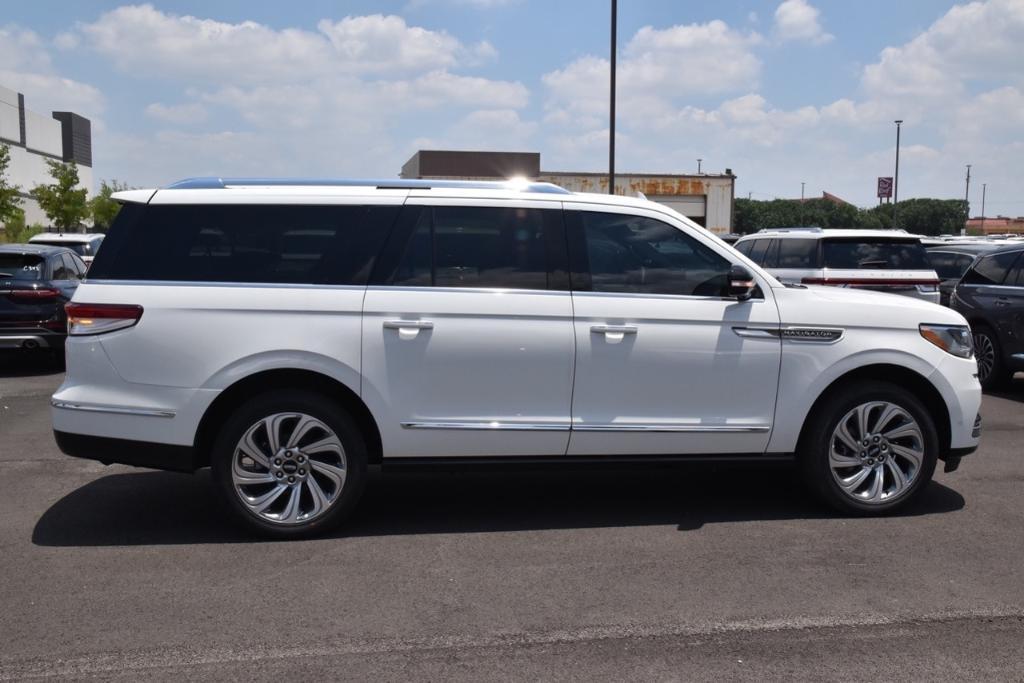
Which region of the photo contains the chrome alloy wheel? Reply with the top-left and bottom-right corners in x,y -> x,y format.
828,401 -> 925,505
230,412 -> 347,525
973,331 -> 995,383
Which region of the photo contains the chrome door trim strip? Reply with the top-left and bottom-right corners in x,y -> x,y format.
51,400 -> 177,419
400,421 -> 769,433
401,421 -> 571,431
572,424 -> 771,433
732,327 -> 780,339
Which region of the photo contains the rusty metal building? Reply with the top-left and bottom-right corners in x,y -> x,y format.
399,150 -> 736,233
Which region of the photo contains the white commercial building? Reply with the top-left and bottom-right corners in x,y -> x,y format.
0,84 -> 93,229
400,150 -> 736,233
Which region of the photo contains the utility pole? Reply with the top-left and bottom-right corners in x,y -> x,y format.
697,158 -> 702,174
981,182 -> 987,234
964,164 -> 971,236
608,0 -> 617,195
801,182 -> 805,202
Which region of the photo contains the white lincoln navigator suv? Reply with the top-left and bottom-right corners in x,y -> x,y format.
52,178 -> 982,537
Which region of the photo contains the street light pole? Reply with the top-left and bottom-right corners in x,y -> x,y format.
801,182 -> 805,202
893,120 -> 903,206
608,0 -> 617,195
697,158 -> 702,174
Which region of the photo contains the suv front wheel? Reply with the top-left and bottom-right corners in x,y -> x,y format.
800,381 -> 938,514
211,390 -> 367,538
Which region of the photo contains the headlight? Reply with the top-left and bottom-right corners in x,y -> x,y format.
919,324 -> 973,359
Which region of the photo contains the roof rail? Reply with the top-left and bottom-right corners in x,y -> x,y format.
163,177 -> 573,195
756,226 -> 824,233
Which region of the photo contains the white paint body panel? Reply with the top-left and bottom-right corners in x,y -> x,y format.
53,184 -> 981,466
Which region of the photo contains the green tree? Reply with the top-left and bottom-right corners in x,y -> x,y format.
0,212 -> 43,244
29,159 -> 89,232
0,143 -> 24,230
891,198 -> 968,236
90,180 -> 130,232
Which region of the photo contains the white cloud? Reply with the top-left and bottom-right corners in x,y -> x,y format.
78,6 -> 496,82
862,0 -> 1024,100
417,109 -> 538,150
0,25 -> 104,120
773,0 -> 833,44
543,19 -> 761,122
144,102 -> 208,124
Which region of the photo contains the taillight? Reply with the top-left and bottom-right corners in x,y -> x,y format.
65,302 -> 143,336
8,287 -> 60,301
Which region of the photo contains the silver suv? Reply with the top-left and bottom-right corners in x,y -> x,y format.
734,228 -> 940,304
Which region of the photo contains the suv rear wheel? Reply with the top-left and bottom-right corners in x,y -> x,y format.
211,390 -> 367,538
800,381 -> 938,514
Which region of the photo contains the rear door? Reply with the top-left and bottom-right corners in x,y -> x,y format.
565,204 -> 781,456
361,199 -> 575,458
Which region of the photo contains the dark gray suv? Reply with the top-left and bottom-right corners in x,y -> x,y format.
951,244 -> 1024,389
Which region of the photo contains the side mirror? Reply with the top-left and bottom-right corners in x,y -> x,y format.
729,264 -> 756,301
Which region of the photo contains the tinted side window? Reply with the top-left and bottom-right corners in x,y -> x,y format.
51,256 -> 71,280
963,251 -> 1020,286
392,206 -> 553,290
578,212 -> 731,296
734,240 -> 754,256
61,253 -> 83,280
776,239 -> 818,268
822,239 -> 930,269
88,204 -> 399,285
761,240 -> 780,268
747,239 -> 770,265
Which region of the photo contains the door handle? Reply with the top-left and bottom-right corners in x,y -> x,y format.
590,324 -> 638,335
995,297 -> 1011,307
383,320 -> 435,330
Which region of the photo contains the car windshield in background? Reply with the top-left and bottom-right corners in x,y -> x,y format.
823,239 -> 930,270
31,241 -> 93,257
0,254 -> 45,280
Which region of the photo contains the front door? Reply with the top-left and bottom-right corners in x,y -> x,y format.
565,205 -> 782,456
362,200 -> 575,458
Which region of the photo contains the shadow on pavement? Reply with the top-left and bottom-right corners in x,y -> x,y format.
33,464 -> 966,547
987,374 -> 1024,404
0,350 -> 64,378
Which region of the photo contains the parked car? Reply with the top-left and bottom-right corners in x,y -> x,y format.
923,242 -> 999,306
734,228 -> 940,304
0,244 -> 86,354
950,243 -> 1024,389
29,233 -> 105,267
52,178 -> 981,537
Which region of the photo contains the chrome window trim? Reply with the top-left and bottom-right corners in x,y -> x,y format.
83,280 -> 369,290
51,400 -> 176,419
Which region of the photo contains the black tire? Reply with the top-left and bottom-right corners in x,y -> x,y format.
799,380 -> 939,515
972,324 -> 1008,391
211,389 -> 367,538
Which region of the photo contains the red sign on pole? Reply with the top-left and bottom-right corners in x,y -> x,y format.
877,177 -> 893,199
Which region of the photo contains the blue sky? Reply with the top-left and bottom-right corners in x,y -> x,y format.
2,0 -> 1022,210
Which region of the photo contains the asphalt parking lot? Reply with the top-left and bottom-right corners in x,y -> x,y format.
1,352 -> 1023,680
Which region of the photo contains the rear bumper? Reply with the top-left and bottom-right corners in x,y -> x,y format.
0,331 -> 64,349
54,430 -> 200,473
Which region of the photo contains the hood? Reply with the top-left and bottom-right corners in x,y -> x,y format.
773,283 -> 966,329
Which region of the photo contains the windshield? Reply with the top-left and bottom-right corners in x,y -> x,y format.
823,239 -> 930,270
0,254 -> 45,281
